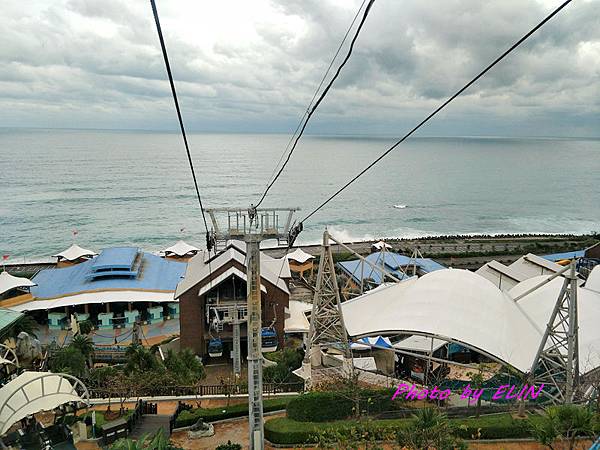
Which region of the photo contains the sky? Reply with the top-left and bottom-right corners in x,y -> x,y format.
1,0 -> 599,137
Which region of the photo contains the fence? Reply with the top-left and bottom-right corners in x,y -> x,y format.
90,382 -> 303,399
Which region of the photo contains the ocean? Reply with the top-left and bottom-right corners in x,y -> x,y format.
1,128 -> 599,259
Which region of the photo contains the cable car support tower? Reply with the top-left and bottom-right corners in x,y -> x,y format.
206,206 -> 301,450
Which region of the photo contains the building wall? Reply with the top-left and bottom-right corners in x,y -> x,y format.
178,259 -> 289,357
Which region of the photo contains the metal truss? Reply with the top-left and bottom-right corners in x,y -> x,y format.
529,260 -> 579,403
305,230 -> 351,366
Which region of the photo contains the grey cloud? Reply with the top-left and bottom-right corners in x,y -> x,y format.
0,0 -> 598,136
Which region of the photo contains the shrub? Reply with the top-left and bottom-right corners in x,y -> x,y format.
174,397 -> 294,428
264,417 -> 410,445
287,391 -> 354,422
286,388 -> 404,422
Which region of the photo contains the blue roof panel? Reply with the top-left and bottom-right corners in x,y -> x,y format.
91,247 -> 140,271
31,251 -> 187,299
338,251 -> 445,286
542,250 -> 585,262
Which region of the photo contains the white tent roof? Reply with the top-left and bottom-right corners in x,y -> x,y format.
509,276 -> 600,375
475,260 -> 526,291
0,372 -> 88,435
52,244 -> 97,261
0,271 -> 36,295
262,254 -> 292,278
371,241 -> 393,250
509,253 -> 564,278
9,290 -> 176,312
342,269 -> 544,373
284,300 -> 311,333
287,248 -> 314,264
393,335 -> 447,353
586,265 -> 600,293
162,240 -> 200,257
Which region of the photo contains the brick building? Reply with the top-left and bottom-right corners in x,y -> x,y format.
175,241 -> 290,358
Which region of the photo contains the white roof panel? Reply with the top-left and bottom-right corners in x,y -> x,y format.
162,240 -> 200,257
0,271 -> 36,295
9,290 -> 176,312
52,244 -> 97,261
287,248 -> 315,264
393,335 -> 447,353
284,300 -> 312,333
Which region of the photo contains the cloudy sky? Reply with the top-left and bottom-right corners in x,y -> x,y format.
1,0 -> 598,136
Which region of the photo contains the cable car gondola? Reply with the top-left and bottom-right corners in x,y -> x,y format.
261,327 -> 278,353
208,337 -> 223,358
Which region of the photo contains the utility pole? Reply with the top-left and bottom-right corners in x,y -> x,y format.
206,206 -> 301,450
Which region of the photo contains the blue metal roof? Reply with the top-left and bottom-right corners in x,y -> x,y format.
31,250 -> 187,299
91,247 -> 139,271
338,251 -> 444,286
542,250 -> 585,262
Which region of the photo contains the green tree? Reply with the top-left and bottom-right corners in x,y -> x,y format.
398,407 -> 466,450
3,315 -> 39,340
125,344 -> 160,373
466,364 -> 485,418
78,319 -> 94,336
163,348 -> 205,385
71,334 -> 94,367
50,346 -> 86,378
530,404 -> 596,450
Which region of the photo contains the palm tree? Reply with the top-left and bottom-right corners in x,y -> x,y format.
3,315 -> 39,340
399,407 -> 466,450
125,344 -> 159,373
71,335 -> 94,367
530,404 -> 596,450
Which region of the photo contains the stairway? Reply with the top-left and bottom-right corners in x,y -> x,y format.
129,415 -> 172,440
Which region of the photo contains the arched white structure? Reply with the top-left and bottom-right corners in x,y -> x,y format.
0,372 -> 89,435
0,344 -> 18,369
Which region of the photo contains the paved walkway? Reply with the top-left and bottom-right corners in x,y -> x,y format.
170,413 -> 285,450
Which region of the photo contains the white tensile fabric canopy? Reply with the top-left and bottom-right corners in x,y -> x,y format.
0,372 -> 88,435
0,271 -> 36,295
52,244 -> 97,261
393,335 -> 447,353
371,241 -> 393,250
342,269 -> 543,373
284,300 -> 311,333
342,268 -> 600,374
586,265 -> 600,293
163,240 -> 200,257
287,248 -> 315,264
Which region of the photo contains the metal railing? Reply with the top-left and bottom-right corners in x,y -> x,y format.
89,382 -> 304,399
